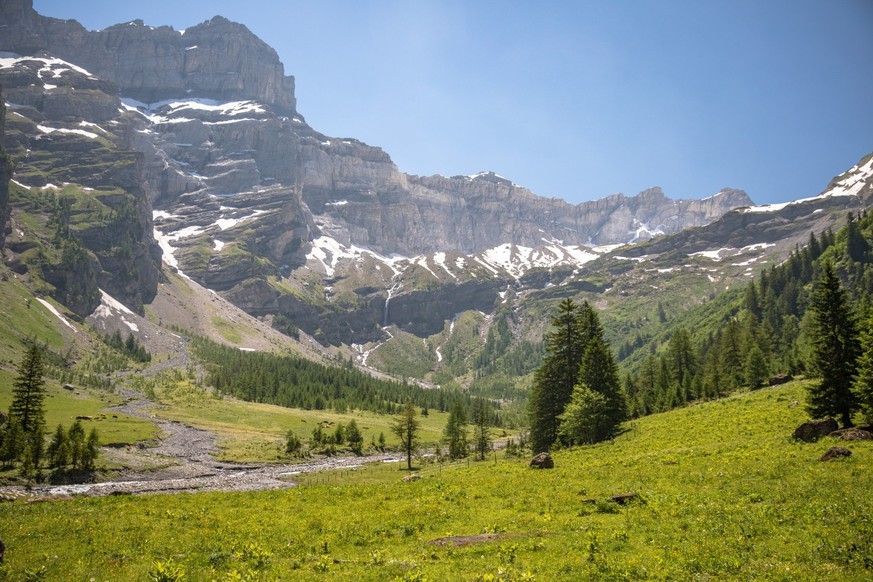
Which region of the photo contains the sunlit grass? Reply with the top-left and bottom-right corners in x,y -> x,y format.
2,380 -> 870,580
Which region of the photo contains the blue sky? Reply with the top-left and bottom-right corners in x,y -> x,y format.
34,1 -> 873,205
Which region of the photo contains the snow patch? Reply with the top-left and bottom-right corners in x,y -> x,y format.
36,298 -> 77,332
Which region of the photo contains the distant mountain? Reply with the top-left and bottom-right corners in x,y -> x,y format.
1,0 -> 870,390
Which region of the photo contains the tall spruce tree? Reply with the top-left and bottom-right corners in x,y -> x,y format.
9,344 -> 47,457
853,310 -> 873,423
806,263 -> 860,427
577,335 -> 629,440
528,299 -> 585,452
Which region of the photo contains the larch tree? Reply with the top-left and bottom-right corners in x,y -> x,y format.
392,403 -> 420,470
806,262 -> 860,427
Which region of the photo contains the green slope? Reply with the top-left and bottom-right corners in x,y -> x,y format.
1,380 -> 870,580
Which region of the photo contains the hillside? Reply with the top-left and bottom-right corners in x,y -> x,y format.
1,381 -> 870,579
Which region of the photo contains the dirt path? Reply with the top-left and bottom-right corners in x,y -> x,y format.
0,345 -> 404,498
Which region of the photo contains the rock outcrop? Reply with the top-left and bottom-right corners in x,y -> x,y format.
0,0 -> 296,114
793,418 -> 839,443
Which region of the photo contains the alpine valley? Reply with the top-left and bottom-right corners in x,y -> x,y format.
1,1 -> 873,578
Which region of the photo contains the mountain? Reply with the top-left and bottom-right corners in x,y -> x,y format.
1,0 -> 871,391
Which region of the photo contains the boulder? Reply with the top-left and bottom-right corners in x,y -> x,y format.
793,418 -> 838,442
829,428 -> 873,441
820,447 -> 852,462
529,452 -> 554,469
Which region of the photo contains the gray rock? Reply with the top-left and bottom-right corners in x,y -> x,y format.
793,418 -> 839,442
530,452 -> 554,469
820,447 -> 852,461
830,428 -> 873,441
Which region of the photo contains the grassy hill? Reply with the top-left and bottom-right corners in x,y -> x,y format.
1,380 -> 870,580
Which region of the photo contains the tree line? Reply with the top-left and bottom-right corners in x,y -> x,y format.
191,336 -> 481,416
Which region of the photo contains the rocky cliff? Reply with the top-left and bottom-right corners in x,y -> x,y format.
0,0 -> 296,113
1,2 -> 760,345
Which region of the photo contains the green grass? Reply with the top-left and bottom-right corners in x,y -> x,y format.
2,380 -> 871,580
0,372 -> 158,453
0,275 -> 66,362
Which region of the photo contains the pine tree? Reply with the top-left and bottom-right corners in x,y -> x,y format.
527,299 -> 584,452
391,403 -> 420,470
806,263 -> 860,427
442,400 -> 468,460
853,310 -> 873,423
577,336 -> 628,441
471,397 -> 491,461
346,420 -> 364,455
9,344 -> 47,438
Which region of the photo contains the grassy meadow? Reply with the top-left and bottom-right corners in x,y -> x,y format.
134,374 -> 456,462
1,380 -> 871,580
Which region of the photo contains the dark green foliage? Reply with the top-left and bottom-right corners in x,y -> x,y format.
530,299 -> 626,450
101,329 -> 151,363
346,420 -> 364,455
528,299 -> 586,452
576,336 -> 628,440
854,310 -> 873,422
9,343 -> 46,436
392,403 -> 420,470
558,385 -> 608,445
471,397 -> 491,461
805,263 -> 860,427
191,336 -> 470,414
284,430 -> 303,456
443,400 -> 469,460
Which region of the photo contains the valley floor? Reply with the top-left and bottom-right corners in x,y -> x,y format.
1,380 -> 871,580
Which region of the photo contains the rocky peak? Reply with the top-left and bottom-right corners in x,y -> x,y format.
0,6 -> 297,114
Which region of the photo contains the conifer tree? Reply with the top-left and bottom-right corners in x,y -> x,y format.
853,310 -> 873,423
471,397 -> 491,461
346,420 -> 364,455
527,299 -> 584,452
442,400 -> 468,460
392,403 -> 420,470
9,344 -> 47,438
577,336 -> 628,441
806,263 -> 860,427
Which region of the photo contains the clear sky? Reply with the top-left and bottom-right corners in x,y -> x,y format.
33,0 -> 873,205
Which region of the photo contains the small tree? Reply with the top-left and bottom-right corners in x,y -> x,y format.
285,430 -> 303,456
83,428 -> 100,470
48,424 -> 70,468
68,420 -> 86,469
471,397 -> 491,461
443,400 -> 468,460
558,384 -> 608,445
391,403 -> 420,470
346,420 -> 364,455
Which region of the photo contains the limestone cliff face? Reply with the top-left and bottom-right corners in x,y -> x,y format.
0,1 -> 758,343
0,54 -> 161,314
0,93 -> 10,250
0,0 -> 296,113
